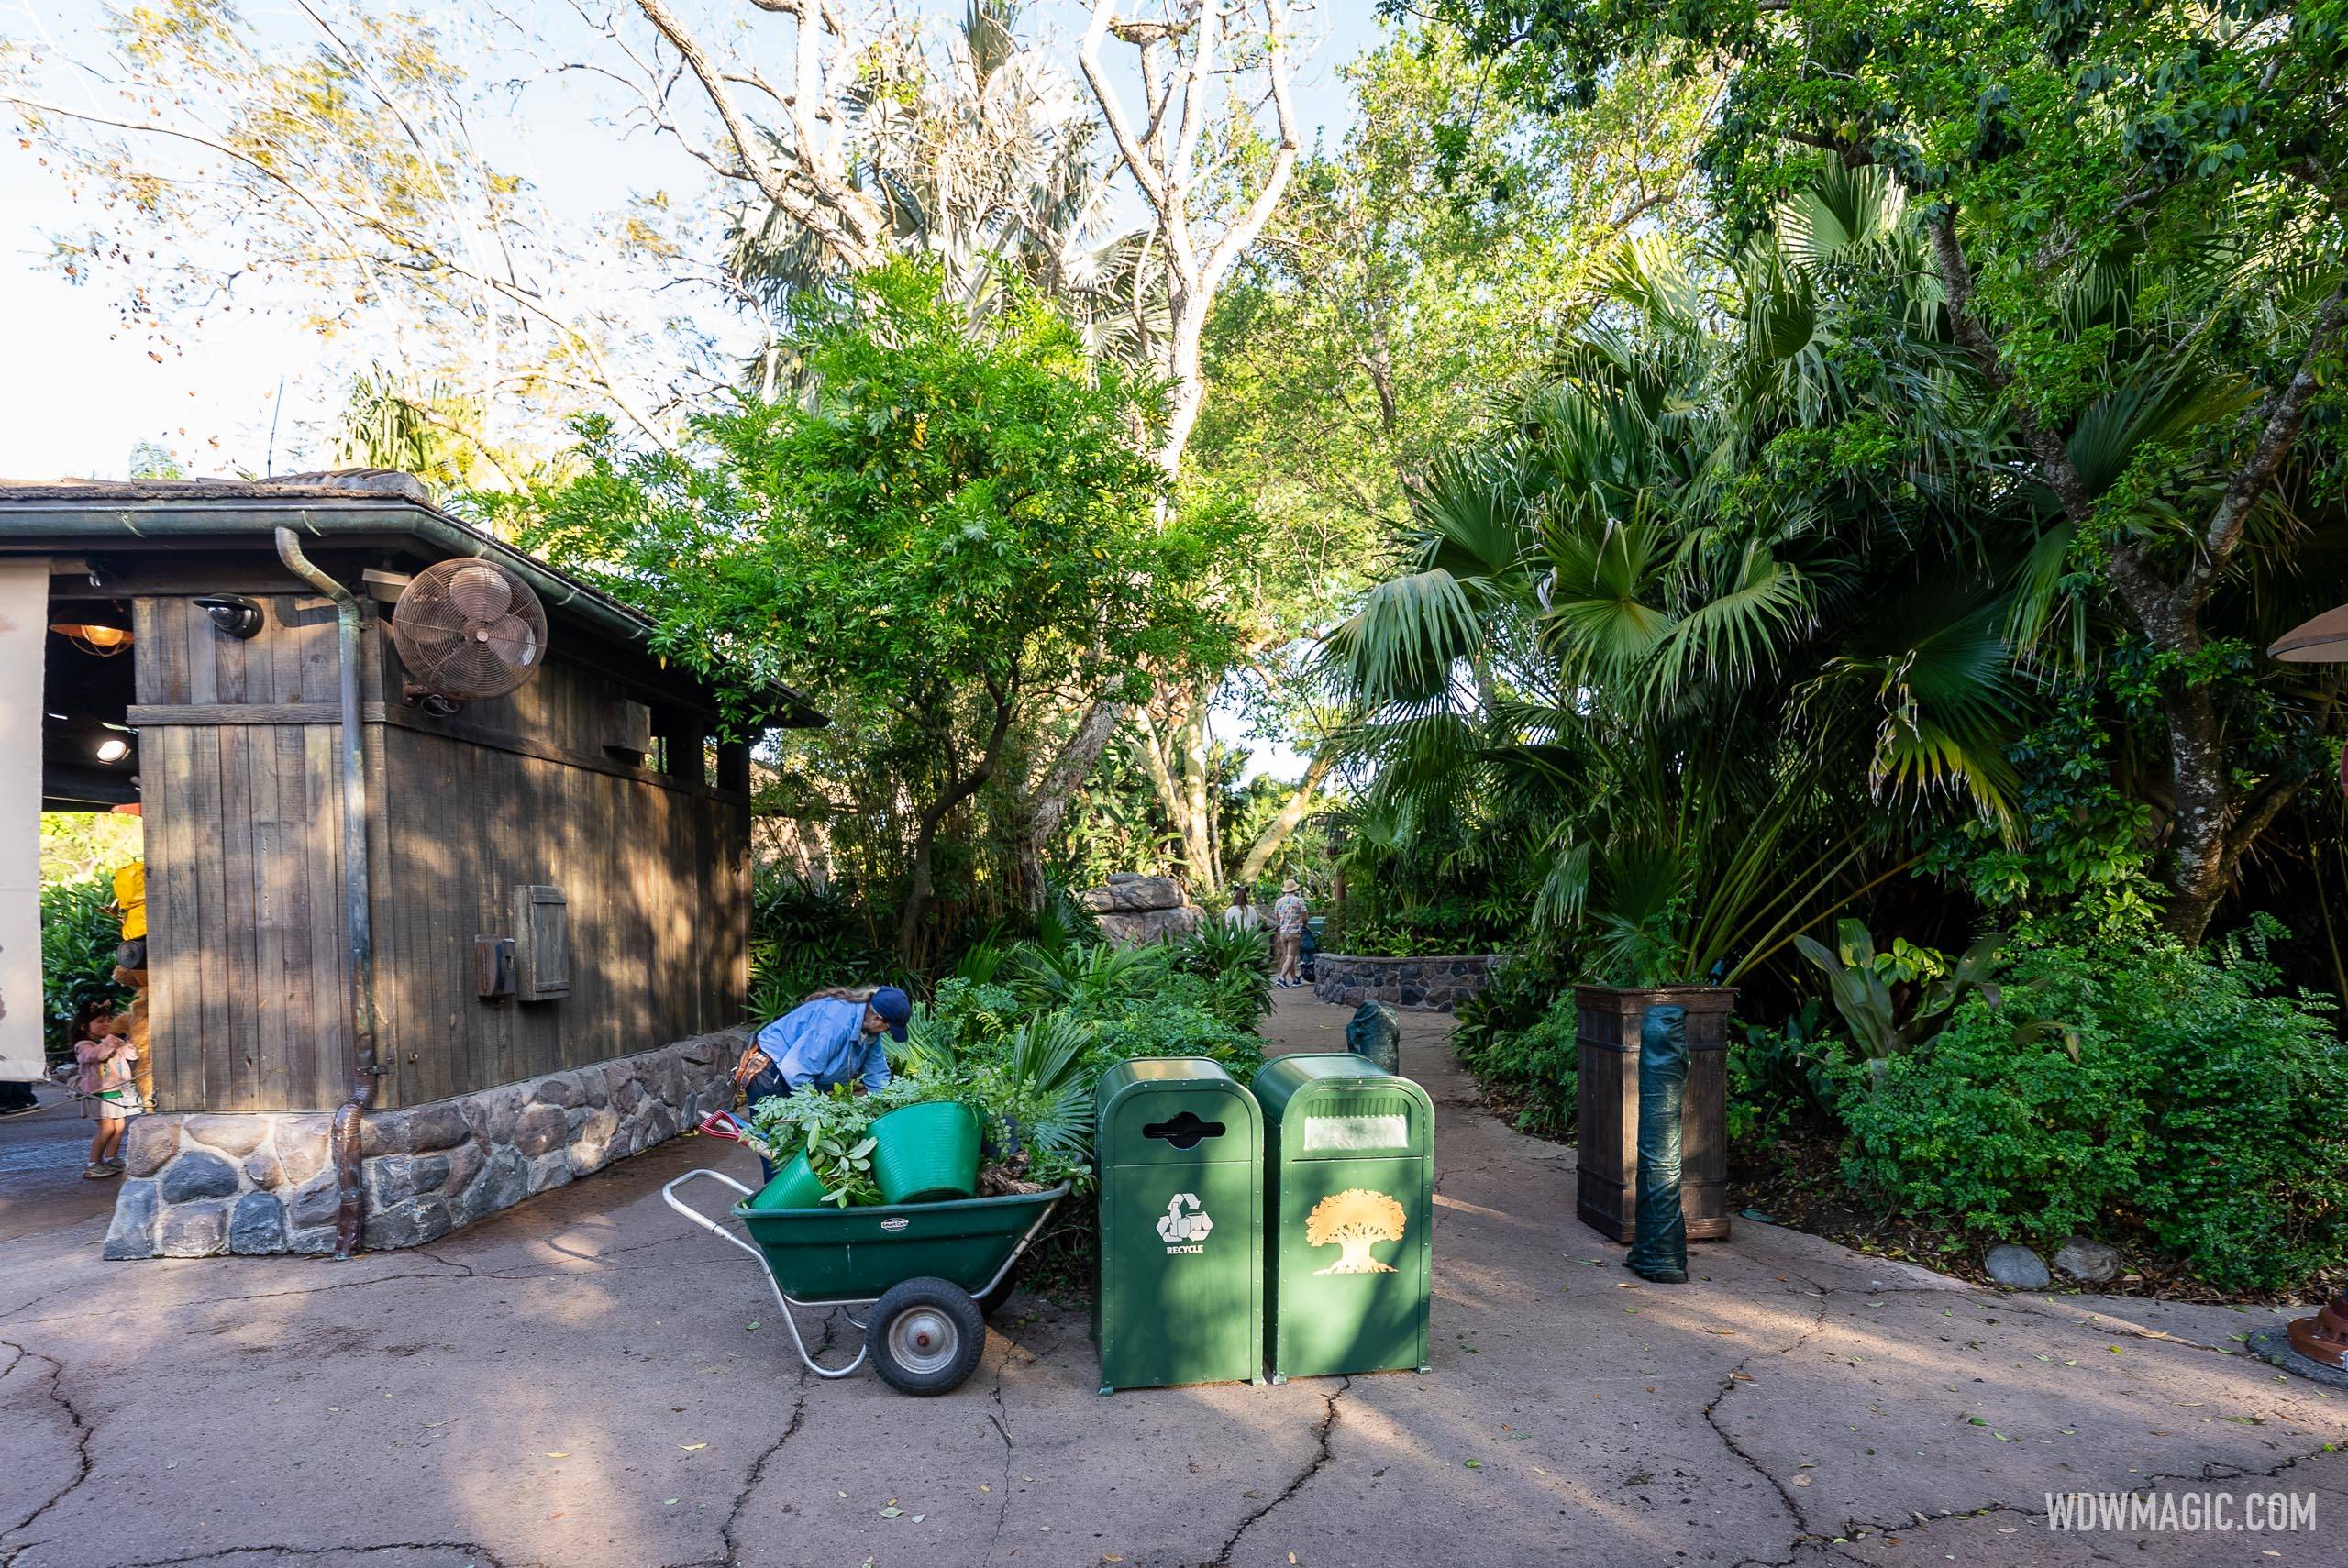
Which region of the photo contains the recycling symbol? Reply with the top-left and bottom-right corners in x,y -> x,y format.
1155,1192 -> 1213,1245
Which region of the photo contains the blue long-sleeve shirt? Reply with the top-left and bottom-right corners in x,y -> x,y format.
748,997 -> 892,1104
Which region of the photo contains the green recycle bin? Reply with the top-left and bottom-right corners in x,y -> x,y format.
1253,1054 -> 1434,1381
1093,1057 -> 1265,1394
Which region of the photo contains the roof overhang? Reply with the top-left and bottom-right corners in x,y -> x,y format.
0,473 -> 826,730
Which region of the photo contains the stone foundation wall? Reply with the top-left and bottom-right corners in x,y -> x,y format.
105,1027 -> 748,1260
1312,954 -> 1504,1011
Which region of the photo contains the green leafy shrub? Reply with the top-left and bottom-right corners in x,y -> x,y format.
1725,1001 -> 1844,1144
748,867 -> 893,1022
1080,994 -> 1266,1081
42,875 -> 130,1060
1450,954 -> 1576,1137
1840,925 -> 2348,1290
1171,919 -> 1272,1024
1454,989 -> 1578,1140
742,1080 -> 919,1207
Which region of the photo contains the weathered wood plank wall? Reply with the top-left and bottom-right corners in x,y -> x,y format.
134,587 -> 746,1113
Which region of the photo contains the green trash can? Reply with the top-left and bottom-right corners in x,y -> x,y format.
1253,1054 -> 1434,1381
1094,1057 -> 1266,1394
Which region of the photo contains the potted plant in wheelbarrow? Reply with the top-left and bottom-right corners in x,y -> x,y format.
665,1080 -> 1067,1396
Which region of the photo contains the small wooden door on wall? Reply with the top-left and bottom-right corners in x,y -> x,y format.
512,884 -> 569,1002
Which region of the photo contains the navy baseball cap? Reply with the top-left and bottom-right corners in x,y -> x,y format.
870,986 -> 912,1042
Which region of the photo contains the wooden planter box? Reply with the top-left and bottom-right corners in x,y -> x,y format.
1575,984 -> 1735,1243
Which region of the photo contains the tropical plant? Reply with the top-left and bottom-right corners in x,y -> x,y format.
1169,920 -> 1273,1023
742,1081 -> 917,1207
1007,939 -> 1168,1015
1450,991 -> 1579,1140
1725,1000 -> 1843,1144
41,876 -> 131,1061
746,867 -> 892,1024
1427,0 -> 2348,946
1326,173 -> 2031,988
1792,922 -> 2009,1069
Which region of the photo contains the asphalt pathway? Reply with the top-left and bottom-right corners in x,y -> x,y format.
3,990 -> 2343,1567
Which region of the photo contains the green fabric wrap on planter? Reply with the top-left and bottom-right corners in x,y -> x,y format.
1346,1001 -> 1401,1075
870,1101 -> 981,1204
1625,1004 -> 1689,1282
747,1151 -> 831,1210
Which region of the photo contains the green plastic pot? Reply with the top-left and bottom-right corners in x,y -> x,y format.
869,1101 -> 981,1205
747,1151 -> 830,1210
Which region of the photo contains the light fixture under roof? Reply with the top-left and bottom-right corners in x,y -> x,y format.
95,737 -> 131,764
50,620 -> 132,657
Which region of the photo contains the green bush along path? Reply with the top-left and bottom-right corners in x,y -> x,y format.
3,991 -> 2344,1567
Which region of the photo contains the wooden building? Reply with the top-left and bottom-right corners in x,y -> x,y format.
2,473 -> 821,1257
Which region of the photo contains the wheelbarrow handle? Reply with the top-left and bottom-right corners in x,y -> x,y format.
663,1168 -> 869,1380
661,1169 -> 765,1263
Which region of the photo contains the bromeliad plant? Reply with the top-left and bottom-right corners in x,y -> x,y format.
1792,920 -> 2077,1088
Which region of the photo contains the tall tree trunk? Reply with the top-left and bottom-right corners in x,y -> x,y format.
894,692 -> 1015,964
1016,693 -> 1125,911
1235,751 -> 1333,886
1924,213 -> 2347,944
1180,700 -> 1218,891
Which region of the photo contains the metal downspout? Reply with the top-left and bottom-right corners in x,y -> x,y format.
273,527 -> 381,1258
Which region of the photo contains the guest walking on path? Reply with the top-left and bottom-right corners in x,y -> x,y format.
1270,879 -> 1309,988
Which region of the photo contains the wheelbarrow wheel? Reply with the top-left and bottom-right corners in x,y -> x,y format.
868,1277 -> 986,1396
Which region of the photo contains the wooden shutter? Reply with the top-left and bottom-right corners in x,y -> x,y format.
512,884 -> 570,1002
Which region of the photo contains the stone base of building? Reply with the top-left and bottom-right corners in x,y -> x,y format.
103,1027 -> 748,1259
1312,954 -> 1503,1011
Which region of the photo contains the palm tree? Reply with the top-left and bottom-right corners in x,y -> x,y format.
1325,169 -> 2032,985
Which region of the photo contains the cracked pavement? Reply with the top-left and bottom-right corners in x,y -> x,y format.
5,991 -> 2346,1567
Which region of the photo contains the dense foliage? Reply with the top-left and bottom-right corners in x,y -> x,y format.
1843,927 -> 2348,1291
739,927 -> 1270,1206
505,259 -> 1240,964
40,875 -> 130,1060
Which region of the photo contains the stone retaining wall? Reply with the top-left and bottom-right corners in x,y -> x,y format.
104,1026 -> 748,1259
1312,954 -> 1504,1011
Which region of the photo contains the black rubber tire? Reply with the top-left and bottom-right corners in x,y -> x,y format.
974,1262 -> 1022,1319
868,1276 -> 986,1396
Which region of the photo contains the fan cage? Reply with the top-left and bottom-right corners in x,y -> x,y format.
389,558 -> 550,702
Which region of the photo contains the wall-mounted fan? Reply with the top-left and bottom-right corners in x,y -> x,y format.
388,558 -> 548,711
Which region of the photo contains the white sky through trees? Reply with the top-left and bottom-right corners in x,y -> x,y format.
0,1 -> 1360,779
0,2 -> 1378,484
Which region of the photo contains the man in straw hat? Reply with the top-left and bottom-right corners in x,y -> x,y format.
1270,879 -> 1310,988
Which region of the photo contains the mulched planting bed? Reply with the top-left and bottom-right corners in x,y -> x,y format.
1729,1131 -> 2347,1309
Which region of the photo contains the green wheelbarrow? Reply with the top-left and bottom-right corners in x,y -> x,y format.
662,1169 -> 1067,1395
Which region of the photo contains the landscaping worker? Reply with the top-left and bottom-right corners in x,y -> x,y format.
732,986 -> 911,1110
